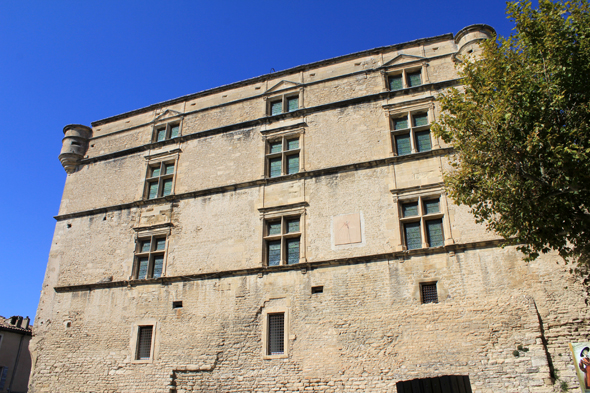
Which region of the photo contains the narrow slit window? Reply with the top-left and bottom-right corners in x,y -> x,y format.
136,326 -> 153,360
267,313 -> 285,355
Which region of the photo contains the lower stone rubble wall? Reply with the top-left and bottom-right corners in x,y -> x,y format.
29,248 -> 590,393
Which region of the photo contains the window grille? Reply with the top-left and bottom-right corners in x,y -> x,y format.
267,313 -> 284,355
421,282 -> 438,304
136,326 -> 153,360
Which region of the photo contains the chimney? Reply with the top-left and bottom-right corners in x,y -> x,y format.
9,316 -> 17,325
16,316 -> 23,328
23,316 -> 30,329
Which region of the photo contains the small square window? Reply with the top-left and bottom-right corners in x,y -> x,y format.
421,282 -> 438,304
153,122 -> 181,142
266,136 -> 301,178
136,326 -> 153,360
311,286 -> 324,294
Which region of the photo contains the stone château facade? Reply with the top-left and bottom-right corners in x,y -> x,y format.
30,25 -> 590,392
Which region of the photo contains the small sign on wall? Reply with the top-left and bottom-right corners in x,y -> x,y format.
570,342 -> 590,392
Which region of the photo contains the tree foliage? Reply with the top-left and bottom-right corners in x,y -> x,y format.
432,0 -> 590,260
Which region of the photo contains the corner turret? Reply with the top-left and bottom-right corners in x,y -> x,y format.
59,124 -> 92,174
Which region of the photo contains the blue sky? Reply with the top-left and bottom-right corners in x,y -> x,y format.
0,1 -> 517,322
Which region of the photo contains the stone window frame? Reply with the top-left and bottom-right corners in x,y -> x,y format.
143,151 -> 180,201
381,61 -> 429,92
265,88 -> 304,117
130,320 -> 158,364
399,195 -> 445,250
383,97 -> 439,157
152,118 -> 183,143
261,304 -> 290,359
391,184 -> 453,252
131,226 -> 171,280
261,125 -> 305,179
259,203 -> 307,267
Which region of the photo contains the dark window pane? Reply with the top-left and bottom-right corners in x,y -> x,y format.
402,202 -> 419,217
286,238 -> 300,265
137,258 -> 149,279
413,113 -> 428,127
287,138 -> 299,150
152,256 -> 164,278
421,283 -> 438,303
287,219 -> 300,233
426,219 -> 444,247
407,71 -> 422,87
162,179 -> 173,196
389,75 -> 403,90
267,241 -> 281,266
415,130 -> 432,152
170,125 -> 180,138
148,182 -> 159,199
395,134 -> 412,156
393,118 -> 408,130
287,97 -> 298,112
423,199 -> 440,215
151,166 -> 161,177
271,101 -> 282,115
269,157 -> 282,177
140,240 -> 151,253
156,128 -> 166,142
287,155 -> 299,175
136,326 -> 153,360
269,141 -> 282,154
155,238 -> 166,250
268,314 -> 284,355
404,222 -> 422,250
268,222 -> 281,236
165,163 -> 175,175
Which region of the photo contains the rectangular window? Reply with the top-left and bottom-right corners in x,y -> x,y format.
136,326 -> 153,360
268,94 -> 300,115
134,235 -> 167,279
421,282 -> 438,304
153,122 -> 181,142
145,161 -> 175,199
264,216 -> 301,266
270,100 -> 282,116
389,74 -> 403,90
400,197 -> 444,250
391,111 -> 432,156
407,71 -> 422,87
388,68 -> 423,91
266,136 -> 301,178
267,313 -> 285,355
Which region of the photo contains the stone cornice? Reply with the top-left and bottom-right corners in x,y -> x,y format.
53,238 -> 506,293
55,147 -> 453,221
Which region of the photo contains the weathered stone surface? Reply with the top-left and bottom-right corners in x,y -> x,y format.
31,25 -> 590,393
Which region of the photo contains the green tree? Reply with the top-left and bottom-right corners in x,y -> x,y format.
432,0 -> 590,260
